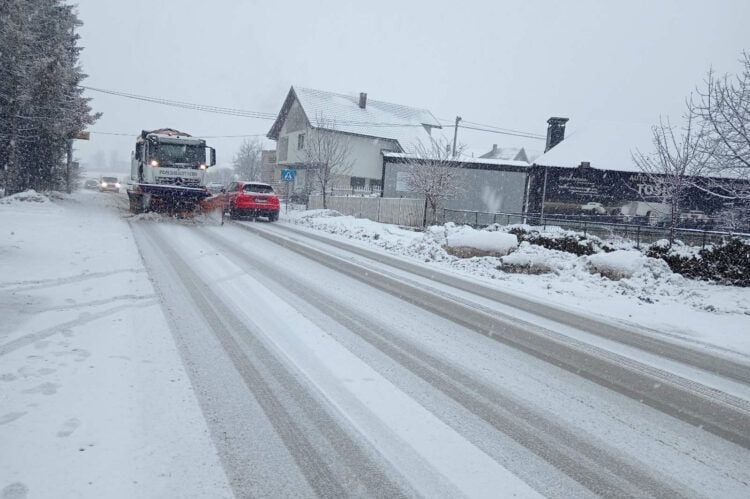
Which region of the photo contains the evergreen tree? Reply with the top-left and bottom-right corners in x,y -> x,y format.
0,0 -> 99,195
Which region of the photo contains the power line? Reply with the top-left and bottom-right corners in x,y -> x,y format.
438,116 -> 545,140
81,86 -> 277,119
81,86 -> 432,128
460,119 -> 545,139
458,124 -> 546,141
81,85 -> 546,139
88,130 -> 269,139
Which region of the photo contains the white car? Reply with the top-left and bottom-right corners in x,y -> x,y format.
580,202 -> 606,214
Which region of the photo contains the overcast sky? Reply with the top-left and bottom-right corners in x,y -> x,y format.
72,0 -> 750,172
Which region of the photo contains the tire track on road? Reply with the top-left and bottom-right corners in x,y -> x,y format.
200,225 -> 698,498
234,221 -> 750,450
136,223 -> 412,499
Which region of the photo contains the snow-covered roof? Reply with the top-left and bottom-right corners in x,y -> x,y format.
383,151 -> 529,168
533,121 -> 654,172
267,86 -> 441,150
479,145 -> 529,163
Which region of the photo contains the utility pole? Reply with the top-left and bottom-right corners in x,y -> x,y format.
452,116 -> 462,158
65,139 -> 73,194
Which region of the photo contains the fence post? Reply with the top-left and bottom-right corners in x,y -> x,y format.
583,221 -> 588,238
702,230 -> 707,249
507,214 -> 511,225
398,197 -> 403,225
443,208 -> 446,224
475,211 -> 479,227
377,198 -> 382,223
636,225 -> 641,249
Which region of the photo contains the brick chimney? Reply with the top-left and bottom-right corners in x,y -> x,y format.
545,117 -> 569,152
359,92 -> 367,109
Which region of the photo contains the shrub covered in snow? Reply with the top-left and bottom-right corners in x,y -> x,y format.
503,226 -> 600,256
647,238 -> 750,287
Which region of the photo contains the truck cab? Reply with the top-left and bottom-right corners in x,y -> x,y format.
128,128 -> 216,213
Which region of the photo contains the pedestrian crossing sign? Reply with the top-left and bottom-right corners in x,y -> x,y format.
281,169 -> 297,182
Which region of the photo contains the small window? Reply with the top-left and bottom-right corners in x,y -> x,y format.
350,176 -> 366,189
298,134 -> 305,150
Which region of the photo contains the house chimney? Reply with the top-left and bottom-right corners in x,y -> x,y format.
359,92 -> 367,109
492,144 -> 498,153
545,117 -> 569,152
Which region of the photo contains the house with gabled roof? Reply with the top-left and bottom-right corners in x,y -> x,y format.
479,144 -> 529,163
266,86 -> 441,193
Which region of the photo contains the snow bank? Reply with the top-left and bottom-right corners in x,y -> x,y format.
446,226 -> 518,256
0,189 -> 50,204
587,250 -> 651,280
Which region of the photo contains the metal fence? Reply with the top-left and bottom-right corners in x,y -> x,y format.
308,195 -> 428,226
442,209 -> 750,249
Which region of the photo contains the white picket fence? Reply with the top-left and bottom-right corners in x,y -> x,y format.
308,195 -> 428,227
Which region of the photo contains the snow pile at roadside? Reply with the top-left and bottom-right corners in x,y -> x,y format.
0,189 -> 51,204
587,250 -> 656,280
500,242 -> 577,274
445,226 -> 517,256
283,210 -> 750,332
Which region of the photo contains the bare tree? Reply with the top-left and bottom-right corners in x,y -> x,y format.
233,138 -> 263,181
205,166 -> 236,185
301,115 -> 354,208
632,115 -> 710,244
689,51 -> 750,203
403,138 -> 465,225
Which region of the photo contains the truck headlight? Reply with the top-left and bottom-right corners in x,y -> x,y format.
115,182 -> 121,188
199,164 -> 207,170
150,160 -> 159,167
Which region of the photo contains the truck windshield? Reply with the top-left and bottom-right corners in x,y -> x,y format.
155,143 -> 205,166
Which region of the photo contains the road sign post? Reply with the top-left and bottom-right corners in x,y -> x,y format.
281,169 -> 296,213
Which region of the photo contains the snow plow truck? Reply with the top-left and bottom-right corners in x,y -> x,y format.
127,128 -> 216,214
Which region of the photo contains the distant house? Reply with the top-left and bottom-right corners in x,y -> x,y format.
266,86 -> 441,193
479,144 -> 529,163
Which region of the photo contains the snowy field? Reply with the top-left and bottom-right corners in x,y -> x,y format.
0,190 -> 230,498
282,209 -> 750,357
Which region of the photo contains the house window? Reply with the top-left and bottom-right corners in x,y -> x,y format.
350,176 -> 366,190
369,179 -> 382,192
298,134 -> 305,150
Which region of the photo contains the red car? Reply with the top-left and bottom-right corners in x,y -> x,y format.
225,181 -> 280,221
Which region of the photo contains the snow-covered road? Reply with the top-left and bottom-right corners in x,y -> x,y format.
132,214 -> 750,497
3,191 -> 749,498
